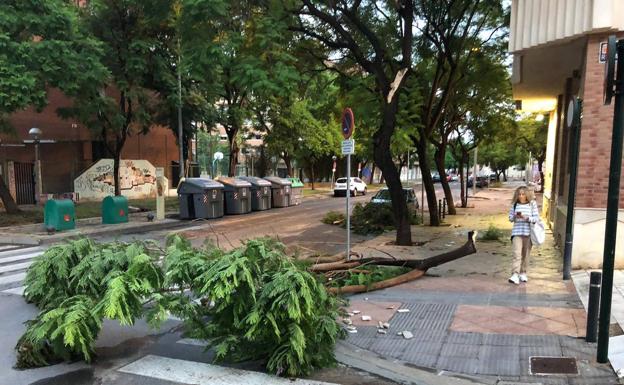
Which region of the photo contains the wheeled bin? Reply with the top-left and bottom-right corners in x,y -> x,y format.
177,178 -> 224,219
217,177 -> 252,215
263,177 -> 292,208
238,176 -> 272,211
102,196 -> 129,224
287,177 -> 304,206
44,199 -> 76,231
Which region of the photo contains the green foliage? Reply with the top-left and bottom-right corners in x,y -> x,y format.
349,202 -> 421,235
17,236 -> 344,377
480,224 -> 504,241
321,211 -> 345,225
330,266 -> 411,290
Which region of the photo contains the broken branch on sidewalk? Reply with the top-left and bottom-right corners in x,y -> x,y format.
312,231 -> 477,294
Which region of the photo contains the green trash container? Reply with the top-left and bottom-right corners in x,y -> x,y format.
44,199 -> 76,231
287,178 -> 304,206
102,196 -> 129,224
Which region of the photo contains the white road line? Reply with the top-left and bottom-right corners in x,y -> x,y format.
0,251 -> 43,264
0,261 -> 32,274
118,355 -> 337,385
2,286 -> 24,295
0,272 -> 27,286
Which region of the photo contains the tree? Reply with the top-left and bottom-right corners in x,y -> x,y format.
287,1 -> 415,245
0,0 -> 104,212
59,0 -> 177,196
515,114 -> 548,191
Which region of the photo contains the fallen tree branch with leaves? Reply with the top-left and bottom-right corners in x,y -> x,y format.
315,231 -> 477,294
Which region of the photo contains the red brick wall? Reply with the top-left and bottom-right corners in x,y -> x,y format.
121,126 -> 180,182
576,33 -> 624,208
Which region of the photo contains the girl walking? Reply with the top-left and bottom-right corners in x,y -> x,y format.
508,186 -> 539,285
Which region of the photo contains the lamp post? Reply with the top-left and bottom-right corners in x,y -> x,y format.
29,127 -> 42,205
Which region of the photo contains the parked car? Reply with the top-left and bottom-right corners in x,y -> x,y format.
431,172 -> 441,183
489,173 -> 498,182
467,175 -> 489,188
370,187 -> 419,209
334,177 -> 367,197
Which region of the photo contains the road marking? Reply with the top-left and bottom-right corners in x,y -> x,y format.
2,286 -> 24,295
118,355 -> 337,385
0,251 -> 43,264
0,272 -> 27,286
176,338 -> 207,347
0,261 -> 32,274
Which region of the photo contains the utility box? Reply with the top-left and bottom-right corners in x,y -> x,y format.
217,177 -> 252,215
177,178 -> 224,219
102,196 -> 129,224
44,199 -> 76,231
239,176 -> 272,211
264,177 -> 292,208
286,177 -> 304,206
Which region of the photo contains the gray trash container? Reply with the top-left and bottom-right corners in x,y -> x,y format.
239,177 -> 272,211
263,177 -> 292,208
177,178 -> 224,219
217,177 -> 252,215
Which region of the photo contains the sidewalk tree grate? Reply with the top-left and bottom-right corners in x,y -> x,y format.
529,356 -> 578,375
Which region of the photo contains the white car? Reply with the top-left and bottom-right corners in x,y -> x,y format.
334,177 -> 367,197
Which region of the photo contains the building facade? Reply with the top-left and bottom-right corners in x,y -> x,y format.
510,0 -> 624,267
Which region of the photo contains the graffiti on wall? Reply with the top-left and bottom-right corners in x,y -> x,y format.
74,159 -> 159,200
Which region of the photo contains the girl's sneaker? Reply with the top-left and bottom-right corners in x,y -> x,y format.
508,273 -> 520,285
519,273 -> 528,282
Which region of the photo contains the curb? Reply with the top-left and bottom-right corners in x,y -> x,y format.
335,341 -> 491,385
0,219 -> 192,246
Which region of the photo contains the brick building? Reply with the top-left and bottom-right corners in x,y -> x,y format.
0,88 -> 181,204
509,0 -> 624,267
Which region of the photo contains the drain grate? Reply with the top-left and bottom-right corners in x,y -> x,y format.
529,356 -> 578,375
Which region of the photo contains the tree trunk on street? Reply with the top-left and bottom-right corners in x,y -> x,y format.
458,160 -> 466,208
283,155 -> 293,178
415,133 -> 439,226
113,153 -> 121,196
0,177 -> 20,214
228,136 -> 239,177
434,147 -> 456,215
373,99 -> 412,246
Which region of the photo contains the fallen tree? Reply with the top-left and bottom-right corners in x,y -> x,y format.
312,231 -> 477,294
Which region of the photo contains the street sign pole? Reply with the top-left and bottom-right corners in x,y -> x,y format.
341,108 -> 355,261
346,153 -> 351,260
598,36 -> 623,363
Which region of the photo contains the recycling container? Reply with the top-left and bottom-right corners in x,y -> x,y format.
177,178 -> 224,219
239,176 -> 272,211
287,177 -> 304,206
44,199 -> 76,231
102,195 -> 129,224
217,177 -> 252,215
263,176 -> 292,208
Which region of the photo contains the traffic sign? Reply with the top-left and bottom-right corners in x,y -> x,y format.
341,108 -> 355,139
341,139 -> 355,155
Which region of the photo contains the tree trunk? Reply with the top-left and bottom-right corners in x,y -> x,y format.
0,176 -> 20,214
373,101 -> 412,246
434,147 -> 456,215
503,170 -> 508,181
369,163 -> 376,184
283,156 -> 293,177
415,133 -> 439,226
113,153 -> 121,196
228,139 -> 239,177
325,231 -> 477,294
458,160 -> 466,208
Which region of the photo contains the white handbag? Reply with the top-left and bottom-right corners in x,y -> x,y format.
530,201 -> 545,245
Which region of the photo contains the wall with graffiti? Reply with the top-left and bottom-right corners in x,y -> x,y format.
74,159 -> 160,200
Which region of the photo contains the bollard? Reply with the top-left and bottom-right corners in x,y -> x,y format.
438,199 -> 442,222
587,271 -> 602,343
443,198 -> 447,219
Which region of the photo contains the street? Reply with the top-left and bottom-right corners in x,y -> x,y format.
0,192 -> 397,385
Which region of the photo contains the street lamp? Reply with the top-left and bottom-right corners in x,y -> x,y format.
29,127 -> 43,205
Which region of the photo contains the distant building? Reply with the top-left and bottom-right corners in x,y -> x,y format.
509,0 -> 624,267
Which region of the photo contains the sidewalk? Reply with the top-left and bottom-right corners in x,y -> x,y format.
336,185 -> 620,385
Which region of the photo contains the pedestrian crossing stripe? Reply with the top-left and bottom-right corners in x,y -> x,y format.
118,355 -> 337,385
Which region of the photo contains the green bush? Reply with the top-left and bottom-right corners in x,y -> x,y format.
321,211 -> 345,225
480,224 -> 504,241
16,236 -> 345,377
349,202 -> 421,235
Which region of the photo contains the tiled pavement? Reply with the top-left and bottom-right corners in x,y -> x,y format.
343,217 -> 620,384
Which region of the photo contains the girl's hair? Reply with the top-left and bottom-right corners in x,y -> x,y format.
512,186 -> 534,205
